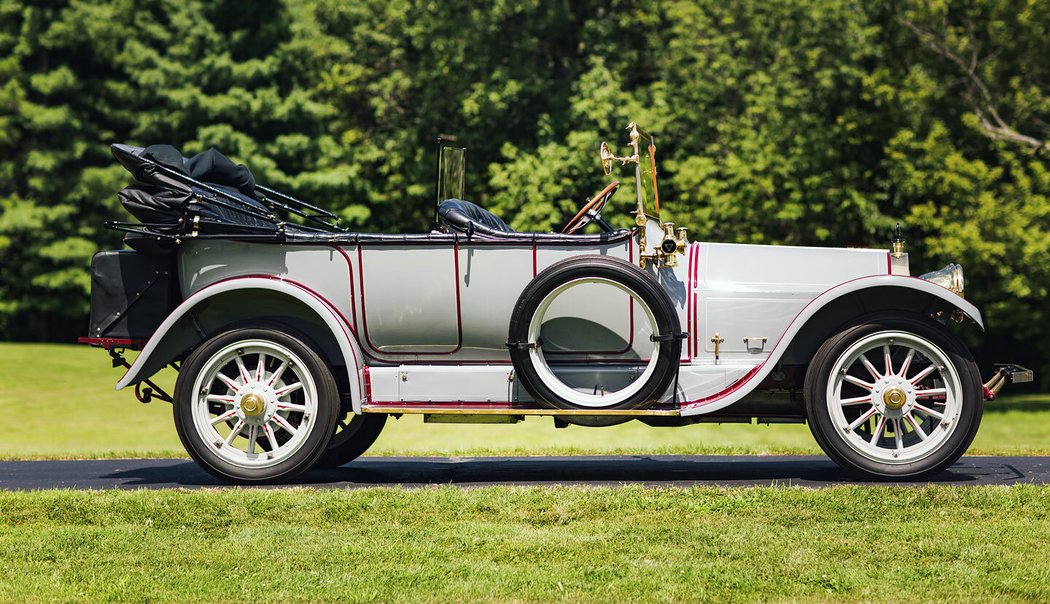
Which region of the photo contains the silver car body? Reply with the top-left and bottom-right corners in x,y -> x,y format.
117,234 -> 980,418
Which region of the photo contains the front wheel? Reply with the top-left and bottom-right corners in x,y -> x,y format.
804,315 -> 982,480
173,327 -> 339,484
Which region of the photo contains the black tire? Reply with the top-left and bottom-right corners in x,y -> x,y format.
173,327 -> 339,484
314,413 -> 387,468
508,255 -> 681,411
804,313 -> 983,480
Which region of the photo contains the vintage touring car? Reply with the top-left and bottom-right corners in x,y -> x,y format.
80,123 -> 1032,483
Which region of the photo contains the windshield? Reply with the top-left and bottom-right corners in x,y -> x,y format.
437,144 -> 466,202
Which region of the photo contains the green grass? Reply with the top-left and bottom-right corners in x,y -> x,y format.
4,342 -> 1049,459
0,486 -> 1048,602
4,344 -> 1050,602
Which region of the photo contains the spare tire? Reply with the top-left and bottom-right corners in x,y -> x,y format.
507,255 -> 682,411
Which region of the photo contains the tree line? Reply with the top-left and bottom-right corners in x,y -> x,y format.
1,0 -> 1047,384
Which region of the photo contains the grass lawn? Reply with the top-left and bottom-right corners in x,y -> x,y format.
3,342 -> 1048,459
3,344 -> 1049,603
0,486 -> 1048,602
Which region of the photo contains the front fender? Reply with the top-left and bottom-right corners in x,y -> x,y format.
116,277 -> 366,413
805,275 -> 983,329
681,275 -> 983,415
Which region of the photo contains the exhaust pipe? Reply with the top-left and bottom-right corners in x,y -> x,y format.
983,364 -> 1034,400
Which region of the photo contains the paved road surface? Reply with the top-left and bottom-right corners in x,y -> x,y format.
1,456 -> 1046,490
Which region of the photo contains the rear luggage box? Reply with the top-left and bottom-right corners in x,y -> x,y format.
84,250 -> 177,346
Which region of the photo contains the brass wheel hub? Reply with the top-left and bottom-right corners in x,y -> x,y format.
240,393 -> 266,417
882,387 -> 907,410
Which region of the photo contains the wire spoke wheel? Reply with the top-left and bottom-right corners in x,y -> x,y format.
174,327 -> 339,484
191,340 -> 318,469
828,331 -> 963,464
805,315 -> 981,479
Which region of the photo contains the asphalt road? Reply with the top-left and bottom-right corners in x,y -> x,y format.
0,455 -> 1046,489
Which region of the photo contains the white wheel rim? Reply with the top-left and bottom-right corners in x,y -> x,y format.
826,331 -> 964,465
191,339 -> 319,469
526,277 -> 661,408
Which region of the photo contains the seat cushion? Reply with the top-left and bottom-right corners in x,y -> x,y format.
438,199 -> 514,234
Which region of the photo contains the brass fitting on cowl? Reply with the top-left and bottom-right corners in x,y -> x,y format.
891,223 -> 905,259
661,221 -> 676,242
659,222 -> 680,267
637,220 -> 689,270
638,251 -> 659,270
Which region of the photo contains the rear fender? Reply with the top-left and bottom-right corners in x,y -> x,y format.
115,277 -> 366,413
682,275 -> 983,415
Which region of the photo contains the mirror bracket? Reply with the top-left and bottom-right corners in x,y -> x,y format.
599,141 -> 638,175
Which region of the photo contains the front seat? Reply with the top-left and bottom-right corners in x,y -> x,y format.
438,199 -> 515,237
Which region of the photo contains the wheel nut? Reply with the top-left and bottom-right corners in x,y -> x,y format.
883,388 -> 907,410
240,393 -> 265,417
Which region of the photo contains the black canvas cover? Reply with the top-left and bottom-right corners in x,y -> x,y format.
141,144 -> 257,196
117,183 -> 193,228
88,250 -> 178,340
105,142 -> 346,248
111,143 -> 278,247
117,182 -> 273,230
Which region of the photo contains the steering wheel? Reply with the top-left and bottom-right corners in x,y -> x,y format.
562,181 -> 620,234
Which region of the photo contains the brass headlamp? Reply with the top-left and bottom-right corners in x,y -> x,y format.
919,263 -> 965,296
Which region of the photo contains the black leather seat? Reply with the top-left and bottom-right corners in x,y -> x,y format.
438,199 -> 515,236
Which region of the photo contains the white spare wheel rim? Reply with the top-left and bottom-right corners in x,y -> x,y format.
526,276 -> 661,408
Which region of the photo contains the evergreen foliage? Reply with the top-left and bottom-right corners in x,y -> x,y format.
0,0 -> 1046,381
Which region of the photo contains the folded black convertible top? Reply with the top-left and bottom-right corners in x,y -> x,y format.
108,143 -> 343,253
130,144 -> 257,196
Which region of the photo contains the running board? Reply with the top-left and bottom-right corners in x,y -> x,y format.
361,405 -> 681,417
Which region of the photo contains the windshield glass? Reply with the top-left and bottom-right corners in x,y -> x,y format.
437,145 -> 466,202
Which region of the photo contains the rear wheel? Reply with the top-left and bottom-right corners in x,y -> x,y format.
173,327 -> 339,484
314,412 -> 387,468
804,315 -> 982,479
